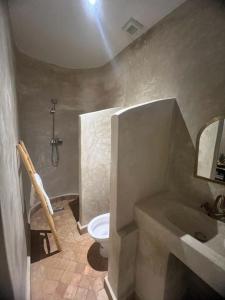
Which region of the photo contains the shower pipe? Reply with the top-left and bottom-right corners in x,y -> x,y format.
50,99 -> 63,167
50,99 -> 64,212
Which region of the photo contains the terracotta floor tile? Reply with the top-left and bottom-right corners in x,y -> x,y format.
75,262 -> 86,273
75,287 -> 89,300
60,271 -> 76,285
79,275 -> 95,289
66,261 -> 77,273
44,267 -> 64,281
30,199 -> 109,300
55,281 -> 68,298
93,277 -> 104,293
86,289 -> 97,300
54,258 -> 71,270
97,289 -> 108,300
43,294 -> 62,300
63,283 -> 78,299
70,272 -> 82,286
43,279 -> 58,294
31,293 -> 43,300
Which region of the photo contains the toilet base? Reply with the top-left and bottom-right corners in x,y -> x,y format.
100,244 -> 108,258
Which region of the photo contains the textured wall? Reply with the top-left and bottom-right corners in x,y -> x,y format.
0,1 -> 27,299
16,52 -> 123,206
108,0 -> 225,203
109,99 -> 176,299
12,0 -> 225,298
114,0 -> 225,139
16,0 -> 225,206
107,1 -> 225,297
79,108 -> 121,225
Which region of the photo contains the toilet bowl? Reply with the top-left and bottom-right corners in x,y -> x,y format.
88,213 -> 110,258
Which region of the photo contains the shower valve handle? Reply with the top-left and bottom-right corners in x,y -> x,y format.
50,138 -> 63,145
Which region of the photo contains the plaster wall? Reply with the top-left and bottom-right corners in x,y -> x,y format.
79,107 -> 121,225
16,0 -> 225,207
16,0 -> 225,205
0,1 -> 27,299
14,0 -> 225,298
16,52 -> 123,207
106,1 -> 225,297
108,99 -> 176,299
110,0 -> 225,202
131,101 -> 219,300
108,99 -> 216,299
134,207 -> 187,300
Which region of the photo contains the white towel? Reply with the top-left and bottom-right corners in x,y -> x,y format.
33,173 -> 54,215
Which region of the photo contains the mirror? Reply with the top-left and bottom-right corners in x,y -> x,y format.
196,117 -> 225,184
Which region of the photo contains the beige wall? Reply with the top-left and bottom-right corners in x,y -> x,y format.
79,108 -> 121,225
111,0 -> 225,201
14,2 -> 225,298
113,0 -> 225,139
16,52 -> 123,207
109,99 -> 176,299
16,0 -> 225,206
106,0 -> 225,298
12,0 -> 225,298
0,1 -> 27,299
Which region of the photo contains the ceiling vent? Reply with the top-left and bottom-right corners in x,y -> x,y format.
122,17 -> 144,36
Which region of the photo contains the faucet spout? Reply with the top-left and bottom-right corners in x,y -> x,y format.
201,195 -> 225,222
213,195 -> 225,214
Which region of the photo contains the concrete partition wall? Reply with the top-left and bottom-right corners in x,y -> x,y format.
79,107 -> 121,227
107,99 -> 176,299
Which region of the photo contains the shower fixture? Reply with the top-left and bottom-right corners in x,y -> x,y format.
50,99 -> 63,167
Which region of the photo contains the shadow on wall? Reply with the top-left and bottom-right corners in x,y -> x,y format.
0,214 -> 14,300
163,255 -> 223,300
168,102 -> 214,207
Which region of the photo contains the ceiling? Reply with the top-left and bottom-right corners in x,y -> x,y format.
9,0 -> 185,69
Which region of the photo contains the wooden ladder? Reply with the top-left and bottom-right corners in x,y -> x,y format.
17,141 -> 62,252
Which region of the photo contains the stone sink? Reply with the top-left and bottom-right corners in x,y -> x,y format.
135,192 -> 225,297
166,203 -> 225,258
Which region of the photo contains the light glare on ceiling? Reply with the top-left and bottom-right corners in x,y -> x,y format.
88,0 -> 96,5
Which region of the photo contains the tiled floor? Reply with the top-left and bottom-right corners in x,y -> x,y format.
31,198 -> 109,300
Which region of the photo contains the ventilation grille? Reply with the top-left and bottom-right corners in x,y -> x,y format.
122,18 -> 144,36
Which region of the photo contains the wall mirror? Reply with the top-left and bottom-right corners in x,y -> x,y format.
196,117 -> 225,185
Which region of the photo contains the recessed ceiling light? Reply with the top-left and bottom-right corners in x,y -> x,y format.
88,0 -> 96,5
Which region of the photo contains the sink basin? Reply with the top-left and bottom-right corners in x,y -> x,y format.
166,205 -> 217,242
166,202 -> 225,257
135,192 -> 225,297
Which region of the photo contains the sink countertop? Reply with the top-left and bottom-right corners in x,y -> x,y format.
135,191 -> 225,297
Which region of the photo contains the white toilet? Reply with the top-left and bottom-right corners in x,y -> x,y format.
88,213 -> 110,258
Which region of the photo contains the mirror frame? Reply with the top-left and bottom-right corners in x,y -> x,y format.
195,115 -> 225,186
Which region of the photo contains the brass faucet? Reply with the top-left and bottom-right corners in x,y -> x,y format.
201,195 -> 225,222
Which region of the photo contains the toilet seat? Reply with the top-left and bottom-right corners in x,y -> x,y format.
88,213 -> 109,241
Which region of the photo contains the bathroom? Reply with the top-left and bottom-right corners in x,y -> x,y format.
0,0 -> 225,299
